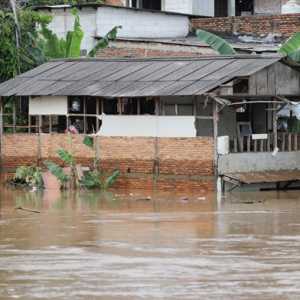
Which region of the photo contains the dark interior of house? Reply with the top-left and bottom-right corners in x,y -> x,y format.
235,0 -> 254,16
130,0 -> 161,10
214,0 -> 254,17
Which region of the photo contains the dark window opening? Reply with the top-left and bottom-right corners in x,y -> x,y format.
142,0 -> 161,10
215,0 -> 228,17
103,98 -> 118,114
86,96 -> 97,115
140,98 -> 155,115
128,0 -> 161,10
68,97 -> 83,114
236,0 -> 254,16
233,79 -> 249,94
122,98 -> 138,115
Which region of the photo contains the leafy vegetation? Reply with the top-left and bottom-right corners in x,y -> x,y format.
196,30 -> 236,55
44,161 -> 69,185
196,29 -> 300,66
0,9 -> 51,82
12,166 -> 44,188
26,0 -> 104,6
44,136 -> 120,190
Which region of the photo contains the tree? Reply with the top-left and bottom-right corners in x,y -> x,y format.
0,9 -> 51,82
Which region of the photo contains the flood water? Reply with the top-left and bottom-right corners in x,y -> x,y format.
1,187 -> 300,299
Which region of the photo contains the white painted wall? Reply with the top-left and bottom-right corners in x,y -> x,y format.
163,0 -> 193,15
96,6 -> 189,39
29,96 -> 68,115
163,0 -> 214,16
98,115 -> 196,137
41,6 -> 189,53
46,7 -> 97,54
192,0 -> 214,16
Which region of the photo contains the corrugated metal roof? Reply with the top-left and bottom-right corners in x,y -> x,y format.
0,56 -> 282,97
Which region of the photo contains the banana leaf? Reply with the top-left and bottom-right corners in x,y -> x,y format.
83,135 -> 94,148
88,26 -> 122,57
57,149 -> 75,166
103,170 -> 120,189
196,29 -> 236,55
65,9 -> 84,58
279,32 -> 300,57
44,161 -> 69,183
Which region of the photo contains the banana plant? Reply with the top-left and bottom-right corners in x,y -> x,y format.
39,8 -> 121,59
278,32 -> 300,66
196,29 -> 300,66
196,29 -> 236,55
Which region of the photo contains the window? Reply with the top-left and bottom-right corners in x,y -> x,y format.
165,104 -> 194,116
127,0 -> 161,10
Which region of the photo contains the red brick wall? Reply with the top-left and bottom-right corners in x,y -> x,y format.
192,14 -> 300,38
1,134 -> 215,191
11,135 -> 213,176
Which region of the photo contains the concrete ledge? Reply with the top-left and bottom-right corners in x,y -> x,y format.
218,151 -> 300,174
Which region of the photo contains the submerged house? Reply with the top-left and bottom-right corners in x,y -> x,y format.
0,55 -> 300,192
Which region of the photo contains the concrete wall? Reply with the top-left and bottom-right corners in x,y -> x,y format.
254,0 -> 283,14
43,6 -> 189,53
218,151 -> 300,174
99,115 -> 196,137
29,96 -> 68,115
164,0 -> 214,16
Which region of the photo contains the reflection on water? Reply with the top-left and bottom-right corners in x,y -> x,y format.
1,187 -> 300,299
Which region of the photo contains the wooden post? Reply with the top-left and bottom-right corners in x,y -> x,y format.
37,115 -> 42,166
49,115 -> 52,134
83,96 -> 87,134
0,97 -> 3,172
38,115 -> 42,133
273,102 -> 278,151
288,133 -> 292,152
213,101 -> 219,175
155,98 -> 159,116
28,115 -> 31,134
294,134 -> 298,151
13,98 -> 16,133
66,115 -> 69,132
96,98 -> 100,132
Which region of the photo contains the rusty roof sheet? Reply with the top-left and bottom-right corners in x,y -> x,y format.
0,56 -> 282,97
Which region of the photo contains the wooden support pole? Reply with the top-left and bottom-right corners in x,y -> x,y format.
38,115 -> 42,133
49,115 -> 52,134
13,98 -> 16,133
0,97 -> 3,172
213,102 -> 219,175
155,97 -> 159,116
28,115 -> 31,134
83,96 -> 87,134
96,98 -> 100,132
273,102 -> 278,151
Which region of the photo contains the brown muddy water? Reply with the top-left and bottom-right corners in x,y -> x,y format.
1,187 -> 300,299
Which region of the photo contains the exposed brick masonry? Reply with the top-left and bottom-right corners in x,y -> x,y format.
2,134 -> 215,192
192,13 -> 300,38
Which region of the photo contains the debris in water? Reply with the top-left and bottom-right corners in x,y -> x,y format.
15,207 -> 41,214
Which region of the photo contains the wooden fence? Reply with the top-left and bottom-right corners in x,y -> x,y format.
230,133 -> 300,153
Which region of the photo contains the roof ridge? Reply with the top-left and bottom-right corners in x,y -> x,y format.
51,55 -> 282,63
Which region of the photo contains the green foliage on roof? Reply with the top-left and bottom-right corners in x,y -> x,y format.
196,29 -> 236,55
